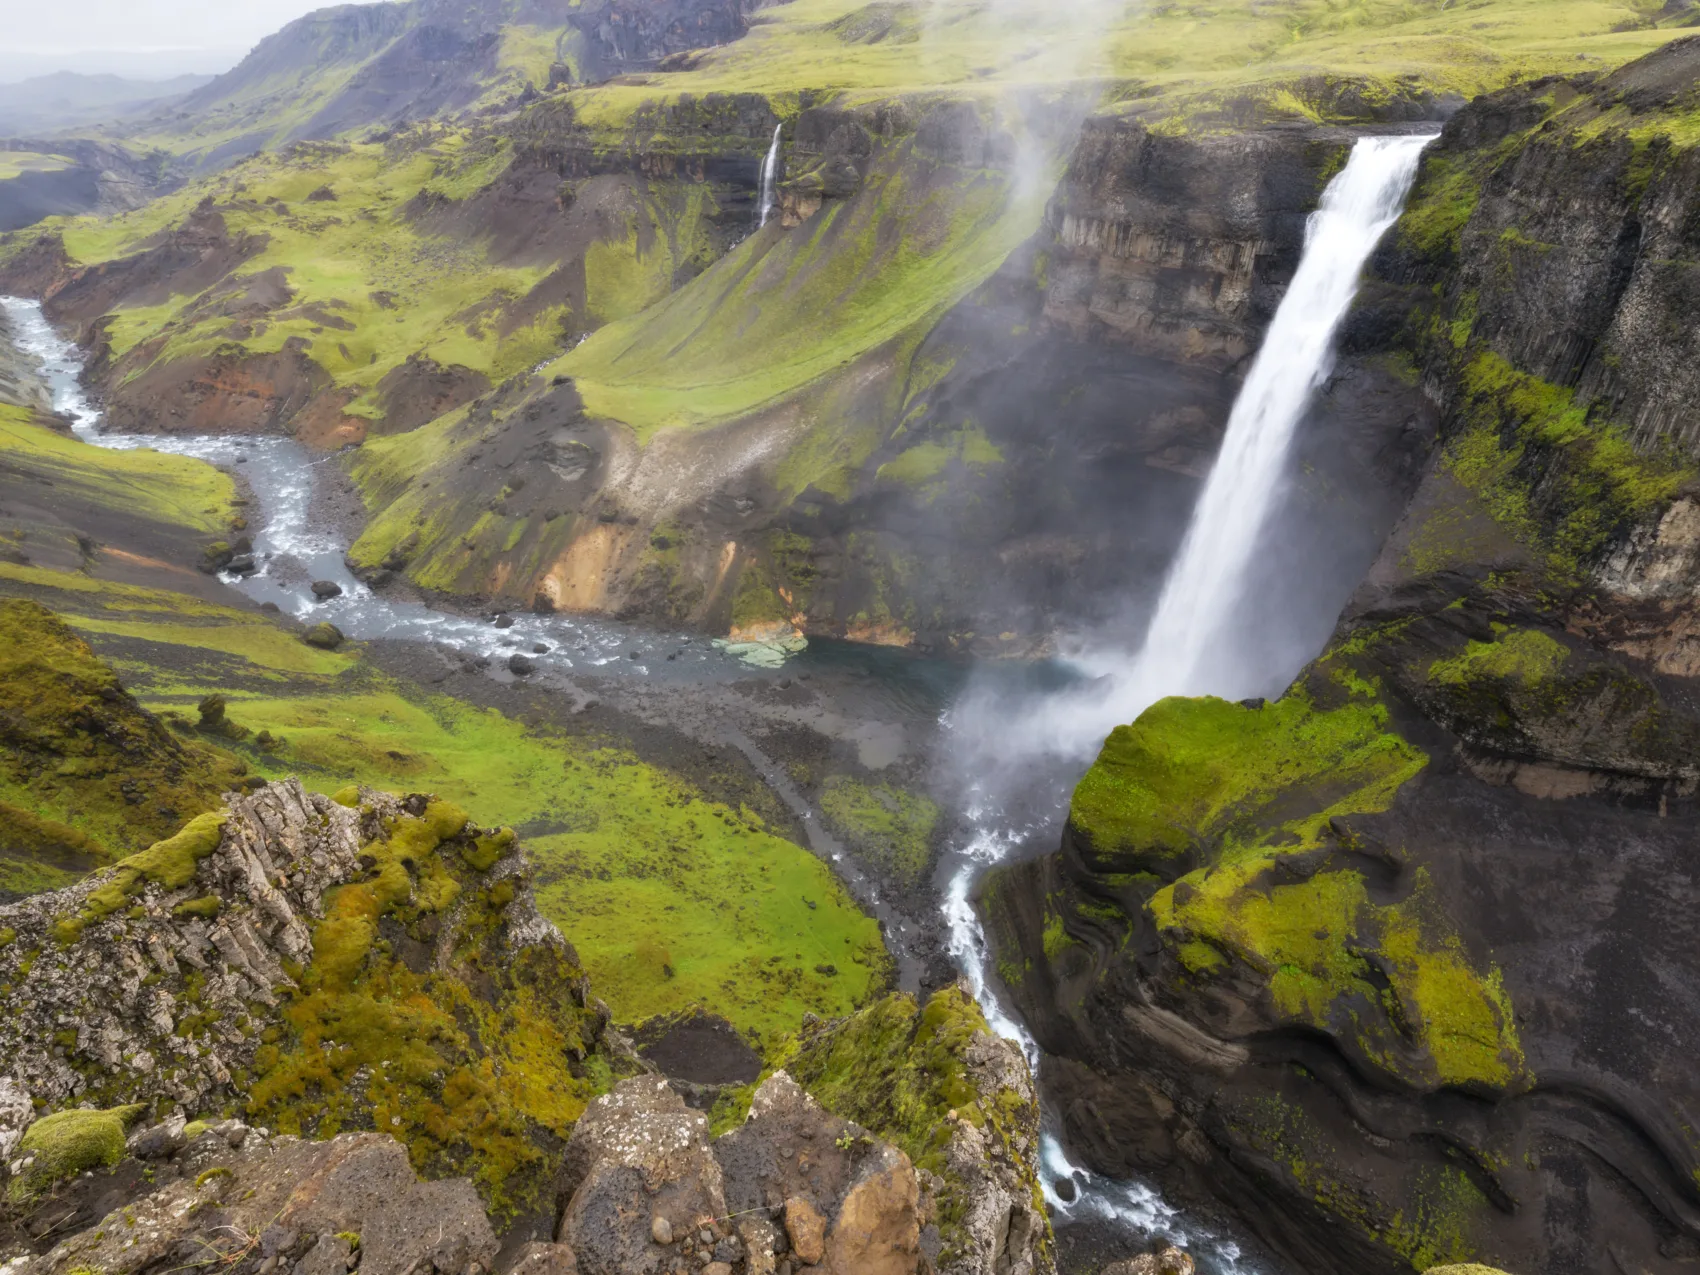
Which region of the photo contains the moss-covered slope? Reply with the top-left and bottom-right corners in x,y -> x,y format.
0,778 -> 627,1222
0,599 -> 249,890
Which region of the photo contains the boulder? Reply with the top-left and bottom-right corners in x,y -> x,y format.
506,1242 -> 581,1275
309,579 -> 343,599
1100,1248 -> 1196,1275
303,621 -> 344,649
509,652 -> 536,674
556,1077 -> 727,1275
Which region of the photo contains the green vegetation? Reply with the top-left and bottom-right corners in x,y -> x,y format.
1069,689 -> 1426,871
0,152 -> 72,182
0,599 -> 248,862
555,137 -> 1046,440
7,1105 -> 145,1204
1441,352 -> 1690,579
204,685 -> 888,1044
0,406 -> 236,534
31,136 -> 717,431
1228,1092 -> 1491,1269
1429,628 -> 1570,687
785,986 -> 1048,1267
0,801 -> 102,898
568,0 -> 1692,131
246,796 -> 610,1219
820,776 -> 940,886
1069,683 -> 1525,1092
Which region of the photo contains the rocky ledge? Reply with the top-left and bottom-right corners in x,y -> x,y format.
0,777 -> 1053,1275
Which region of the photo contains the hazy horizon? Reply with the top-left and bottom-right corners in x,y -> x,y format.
1,0 -> 390,82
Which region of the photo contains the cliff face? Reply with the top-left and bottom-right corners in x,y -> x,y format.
337,108 -> 1430,657
984,36 -> 1700,1275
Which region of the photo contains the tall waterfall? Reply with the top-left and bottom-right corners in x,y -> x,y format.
938,133 -> 1435,1274
1114,133 -> 1434,710
756,124 -> 782,228
996,133 -> 1435,758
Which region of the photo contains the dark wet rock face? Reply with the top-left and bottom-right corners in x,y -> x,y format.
983,37 -> 1700,1275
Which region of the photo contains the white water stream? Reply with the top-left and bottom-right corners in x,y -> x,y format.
756,124 -> 783,228
940,134 -> 1435,1273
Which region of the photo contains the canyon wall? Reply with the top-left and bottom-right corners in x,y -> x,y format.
983,36 -> 1700,1275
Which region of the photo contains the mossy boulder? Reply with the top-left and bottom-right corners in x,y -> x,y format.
783,985 -> 1051,1273
303,621 -> 346,650
6,1104 -> 143,1203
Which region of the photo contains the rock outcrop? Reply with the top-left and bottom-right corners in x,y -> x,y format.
983,36 -> 1700,1275
1,1126 -> 503,1275
0,777 -> 622,1221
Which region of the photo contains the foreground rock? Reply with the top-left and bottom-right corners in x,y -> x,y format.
0,778 -> 622,1219
2,1127 -> 499,1275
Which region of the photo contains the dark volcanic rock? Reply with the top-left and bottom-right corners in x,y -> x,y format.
309,578 -> 343,599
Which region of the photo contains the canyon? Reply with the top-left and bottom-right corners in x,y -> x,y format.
3,2 -> 1700,1274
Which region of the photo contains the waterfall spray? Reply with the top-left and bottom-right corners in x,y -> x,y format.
757,124 -> 782,228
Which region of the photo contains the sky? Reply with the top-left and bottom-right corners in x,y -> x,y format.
0,0 -> 387,81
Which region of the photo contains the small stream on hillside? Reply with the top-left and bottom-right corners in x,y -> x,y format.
4,135 -> 1429,1271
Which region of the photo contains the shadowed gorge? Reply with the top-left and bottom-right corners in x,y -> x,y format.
4,2 -> 1700,1275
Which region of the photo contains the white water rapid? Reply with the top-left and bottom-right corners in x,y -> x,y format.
756,124 -> 782,228
939,133 -> 1436,1273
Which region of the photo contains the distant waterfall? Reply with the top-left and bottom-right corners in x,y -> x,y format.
756,124 -> 782,228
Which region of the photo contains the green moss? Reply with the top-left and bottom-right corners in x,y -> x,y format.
1069,690 -> 1426,873
1444,352 -> 1691,580
172,895 -> 224,919
246,797 -> 609,1221
7,1105 -> 145,1203
819,776 -> 939,887
1429,629 -> 1569,686
464,827 -> 517,871
786,986 -> 1049,1266
79,812 -> 229,923
1073,682 -> 1522,1091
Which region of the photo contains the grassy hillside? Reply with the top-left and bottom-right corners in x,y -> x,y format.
0,562 -> 887,1047
569,0 -> 1697,125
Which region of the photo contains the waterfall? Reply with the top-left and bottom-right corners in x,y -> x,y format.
936,133 -> 1435,1274
1114,133 -> 1434,710
756,124 -> 782,228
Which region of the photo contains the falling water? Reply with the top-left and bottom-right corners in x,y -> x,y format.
1111,133 -> 1436,710
938,133 -> 1436,1272
756,123 -> 782,228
